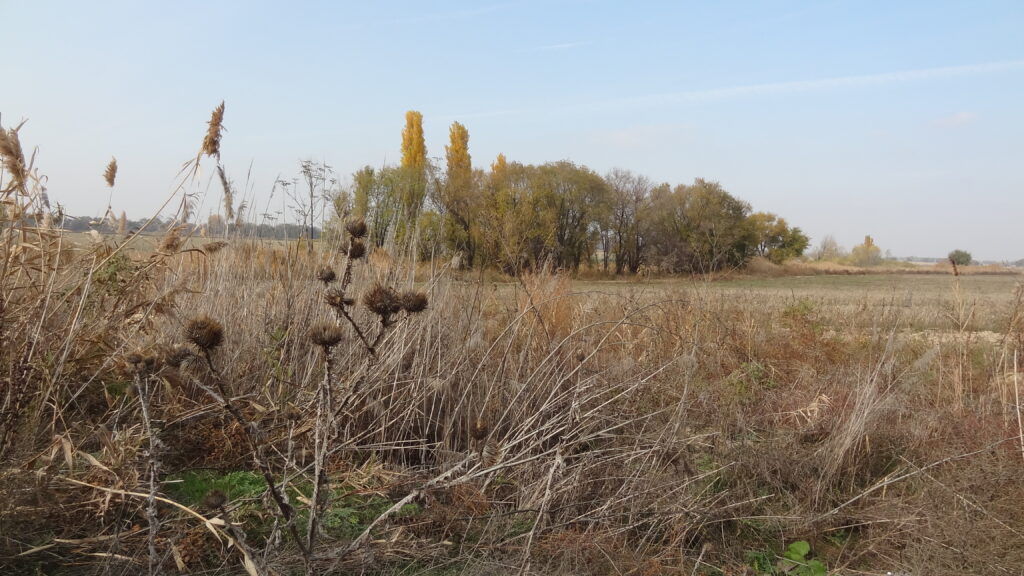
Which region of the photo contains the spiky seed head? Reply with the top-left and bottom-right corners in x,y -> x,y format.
103,157 -> 117,187
185,315 -> 224,352
400,290 -> 429,313
310,322 -> 344,349
317,265 -> 337,284
202,489 -> 227,510
345,218 -> 368,239
363,283 -> 402,317
324,287 -> 354,310
201,101 -> 226,158
126,352 -> 160,374
165,345 -> 194,368
347,239 -> 366,260
470,417 -> 489,441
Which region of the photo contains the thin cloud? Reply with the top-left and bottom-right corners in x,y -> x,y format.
934,111 -> 978,127
442,60 -> 1024,120
609,60 -> 1024,108
529,41 -> 589,52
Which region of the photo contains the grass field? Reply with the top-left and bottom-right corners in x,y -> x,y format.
572,272 -> 1021,335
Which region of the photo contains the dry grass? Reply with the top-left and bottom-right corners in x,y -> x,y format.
3,114 -> 1024,576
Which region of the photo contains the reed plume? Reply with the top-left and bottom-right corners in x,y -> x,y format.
217,164 -> 235,221
0,123 -> 28,194
201,101 -> 226,159
103,157 -> 117,187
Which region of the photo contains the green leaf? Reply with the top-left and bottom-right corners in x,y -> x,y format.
785,540 -> 811,561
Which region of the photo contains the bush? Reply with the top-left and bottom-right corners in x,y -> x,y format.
948,249 -> 972,266
848,235 -> 882,267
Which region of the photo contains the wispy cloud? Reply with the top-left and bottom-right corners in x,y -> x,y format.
442,60 -> 1024,120
527,41 -> 590,52
608,60 -> 1024,108
933,111 -> 978,127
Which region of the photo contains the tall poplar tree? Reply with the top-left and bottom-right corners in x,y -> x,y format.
441,121 -> 475,264
399,110 -> 428,233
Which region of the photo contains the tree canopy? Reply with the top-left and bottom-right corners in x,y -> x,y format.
338,111 -> 811,274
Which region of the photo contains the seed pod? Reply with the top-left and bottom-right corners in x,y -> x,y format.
317,266 -> 337,284
324,287 -> 355,310
310,322 -> 344,349
347,239 -> 366,260
184,315 -> 224,352
165,345 -> 194,368
470,417 -> 489,441
363,283 -> 402,317
400,290 -> 429,313
345,218 -> 368,239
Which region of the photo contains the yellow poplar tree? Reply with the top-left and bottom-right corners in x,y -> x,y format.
401,110 -> 427,173
398,111 -> 428,235
441,121 -> 475,264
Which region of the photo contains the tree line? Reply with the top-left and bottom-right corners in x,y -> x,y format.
330,111 -> 808,275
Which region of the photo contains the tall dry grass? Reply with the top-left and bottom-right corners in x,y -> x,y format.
2,109 -> 1024,576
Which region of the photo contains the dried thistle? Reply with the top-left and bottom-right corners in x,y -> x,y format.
470,417 -> 489,441
185,315 -> 224,352
324,287 -> 354,310
317,266 -> 337,284
949,256 -> 960,277
103,157 -> 117,187
0,123 -> 28,193
399,290 -> 429,313
126,352 -> 160,374
345,218 -> 368,239
310,322 -> 344,349
201,101 -> 226,159
164,345 -> 194,368
346,239 -> 366,260
363,283 -> 402,318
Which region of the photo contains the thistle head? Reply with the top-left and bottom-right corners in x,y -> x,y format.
126,352 -> 160,375
399,290 -> 429,314
345,218 -> 368,239
185,315 -> 224,352
470,417 -> 489,441
310,322 -> 344,350
363,283 -> 402,318
324,287 -> 355,310
346,239 -> 366,260
164,345 -> 195,368
317,265 -> 337,284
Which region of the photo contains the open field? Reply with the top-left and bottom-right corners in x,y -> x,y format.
574,272 -> 1023,332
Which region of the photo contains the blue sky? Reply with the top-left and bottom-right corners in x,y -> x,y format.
4,0 -> 1023,260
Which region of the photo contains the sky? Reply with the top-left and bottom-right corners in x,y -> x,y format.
3,0 -> 1023,260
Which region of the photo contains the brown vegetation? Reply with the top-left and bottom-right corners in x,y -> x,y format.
2,109 -> 1023,576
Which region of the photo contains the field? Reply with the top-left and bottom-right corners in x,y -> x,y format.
3,221 -> 1024,576
4,114 -> 1024,576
